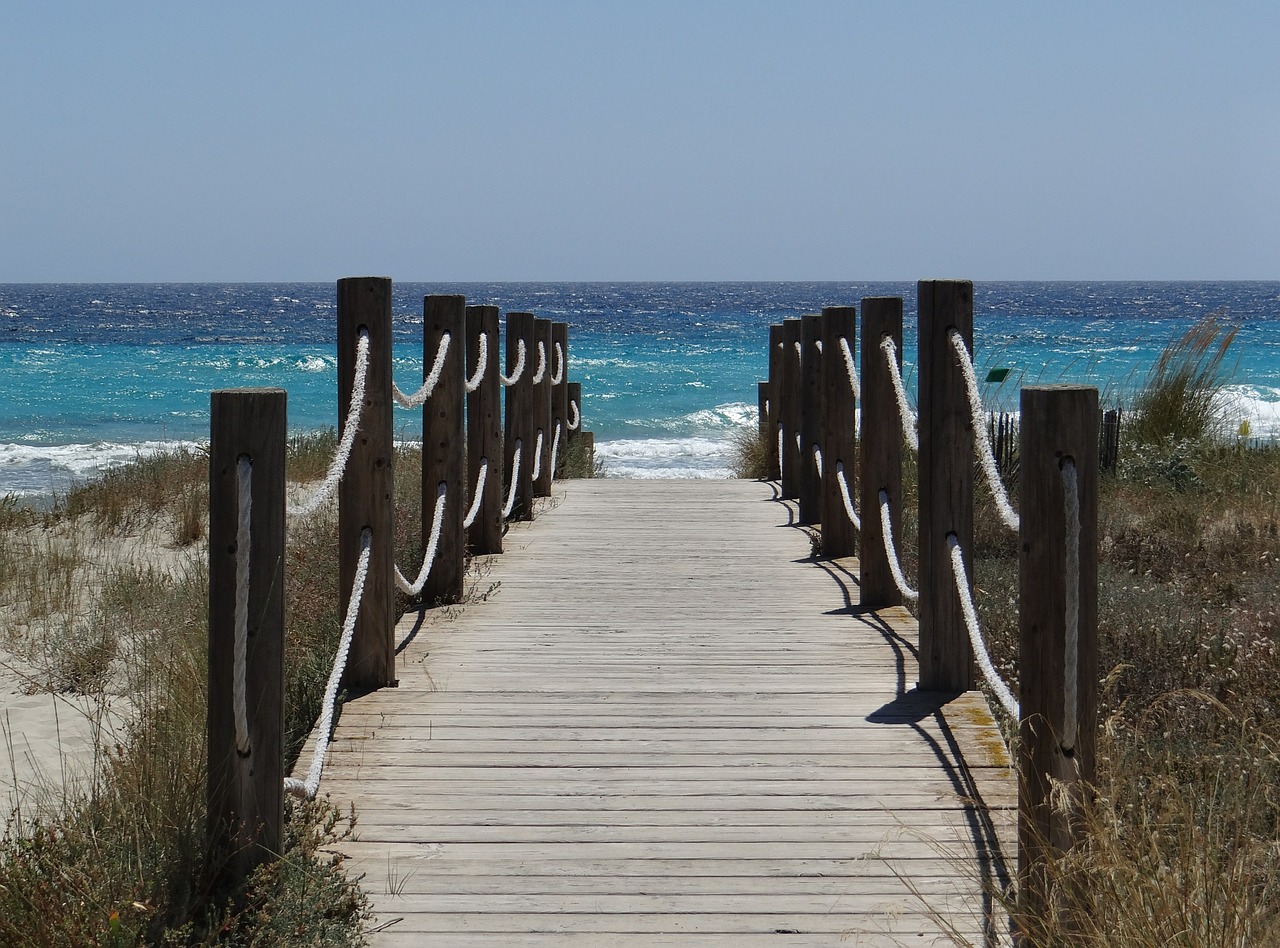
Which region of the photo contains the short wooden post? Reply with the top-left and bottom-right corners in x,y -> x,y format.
918,279 -> 975,692
567,382 -> 583,445
532,318 -> 554,496
798,313 -> 824,524
422,295 -> 466,604
766,324 -> 783,480
780,319 -> 802,499
551,322 -> 569,477
467,304 -> 503,554
208,387 -> 285,886
820,306 -> 857,556
504,312 -> 536,520
338,277 -> 396,689
1019,385 -> 1099,921
859,297 -> 905,609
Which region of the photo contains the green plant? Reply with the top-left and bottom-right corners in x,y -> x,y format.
1127,313 -> 1238,447
729,425 -> 772,480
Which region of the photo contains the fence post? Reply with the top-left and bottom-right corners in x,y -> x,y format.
918,279 -> 975,692
207,387 -> 285,887
422,295 -> 466,604
504,312 -> 536,520
757,380 -> 770,459
780,318 -> 802,499
1019,384 -> 1099,921
532,318 -> 554,496
820,306 -> 857,557
798,313 -> 824,525
859,297 -> 905,609
551,322 -> 569,478
467,304 -> 503,555
766,324 -> 782,480
338,277 -> 396,689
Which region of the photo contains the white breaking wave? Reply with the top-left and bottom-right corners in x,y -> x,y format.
0,440 -> 206,498
595,437 -> 736,479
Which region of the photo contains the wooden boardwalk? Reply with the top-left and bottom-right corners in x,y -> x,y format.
314,479 -> 1015,946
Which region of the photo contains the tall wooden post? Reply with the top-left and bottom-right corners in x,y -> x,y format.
1019,385 -> 1099,920
504,312 -> 536,520
208,387 -> 285,886
798,313 -> 824,525
918,279 -> 975,692
860,297 -> 905,609
567,382 -> 583,446
467,304 -> 503,554
532,318 -> 554,496
422,295 -> 465,604
338,277 -> 395,689
780,319 -> 802,499
820,306 -> 857,556
766,324 -> 783,481
551,322 -> 569,478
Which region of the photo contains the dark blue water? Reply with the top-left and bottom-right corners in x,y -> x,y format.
2,281 -> 1278,494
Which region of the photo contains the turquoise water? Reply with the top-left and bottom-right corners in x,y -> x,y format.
2,281 -> 1278,494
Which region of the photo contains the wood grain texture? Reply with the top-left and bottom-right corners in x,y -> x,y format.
859,297 -> 905,610
423,295 -> 466,604
309,480 -> 1014,944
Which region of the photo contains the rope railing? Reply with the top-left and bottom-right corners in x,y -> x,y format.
949,329 -> 1020,532
568,400 -> 581,431
464,331 -> 488,394
499,337 -> 526,386
285,526 -> 372,799
502,439 -> 522,518
393,331 -> 450,408
462,458 -> 488,530
839,336 -> 860,400
531,340 -> 547,385
551,341 -> 565,385
549,423 -> 562,485
881,336 -> 919,452
291,329 -> 370,520
947,533 -> 1020,720
531,428 -> 545,482
834,461 -> 861,531
878,489 -> 919,602
812,444 -> 823,480
394,482 -> 447,597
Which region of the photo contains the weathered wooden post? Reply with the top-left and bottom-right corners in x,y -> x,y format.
422,295 -> 465,603
551,321 -> 569,478
208,387 -> 285,886
338,277 -> 395,689
766,324 -> 783,480
532,318 -> 554,496
467,304 -> 503,554
859,297 -> 905,609
504,312 -> 536,520
780,319 -> 802,499
798,313 -> 824,525
820,306 -> 857,556
1019,385 -> 1099,922
918,279 -> 975,692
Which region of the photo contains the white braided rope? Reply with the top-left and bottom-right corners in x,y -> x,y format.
776,423 -> 784,477
839,336 -> 860,400
233,456 -> 252,755
531,428 -> 545,481
793,340 -> 802,361
814,339 -> 824,354
285,527 -> 371,799
499,338 -> 527,386
947,534 -> 1020,720
568,400 -> 581,431
463,459 -> 488,530
502,440 -> 522,518
549,422 -> 562,484
812,444 -> 823,480
531,341 -> 547,385
551,342 -> 565,385
878,490 -> 919,602
834,461 -> 861,530
395,482 -> 447,596
949,330 -> 1020,532
881,337 -> 919,452
291,330 -> 369,519
393,332 -> 450,407
464,331 -> 488,394
795,431 -> 801,452
1062,459 -> 1081,751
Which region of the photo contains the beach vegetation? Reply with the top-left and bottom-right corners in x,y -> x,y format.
729,425 -> 772,480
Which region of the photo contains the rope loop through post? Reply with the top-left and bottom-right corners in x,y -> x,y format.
394,483 -> 447,597
946,533 -> 1020,720
834,461 -> 861,530
531,341 -> 547,385
393,331 -> 451,407
500,338 -> 527,386
881,336 -> 919,452
464,331 -> 488,393
463,459 -> 488,530
839,336 -> 860,400
502,439 -> 523,519
878,490 -> 919,602
292,329 -> 370,519
568,400 -> 581,431
550,341 -> 565,385
949,329 -> 1020,532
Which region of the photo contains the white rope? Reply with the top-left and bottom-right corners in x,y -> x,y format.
502,439 -> 522,518
878,490 -> 919,602
776,423 -> 784,477
1062,459 -> 1081,751
531,341 -> 547,385
549,422 -> 563,484
464,331 -> 488,394
839,336 -> 861,400
835,461 -> 861,530
393,332 -> 450,408
793,340 -> 802,362
814,339 -> 824,354
531,428 -> 545,481
462,459 -> 488,530
949,330 -> 1020,532
291,330 -> 370,519
568,400 -> 581,431
551,342 -> 565,385
394,482 -> 447,596
881,337 -> 919,452
812,444 -> 823,480
499,337 -> 527,386
233,456 -> 252,755
285,527 -> 372,799
947,534 -> 1020,721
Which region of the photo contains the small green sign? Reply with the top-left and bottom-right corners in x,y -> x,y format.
985,368 -> 1011,383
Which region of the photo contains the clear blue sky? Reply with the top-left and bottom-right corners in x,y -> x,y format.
2,2 -> 1276,281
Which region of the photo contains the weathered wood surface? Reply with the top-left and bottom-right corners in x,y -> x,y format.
314,479 -> 1014,945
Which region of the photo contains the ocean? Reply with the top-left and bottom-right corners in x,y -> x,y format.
2,281 -> 1279,498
